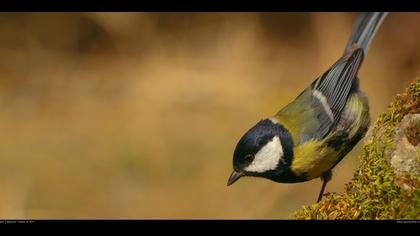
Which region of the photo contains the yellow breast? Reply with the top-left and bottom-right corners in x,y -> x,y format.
290,140 -> 340,180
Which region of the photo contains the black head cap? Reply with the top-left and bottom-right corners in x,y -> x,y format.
232,118 -> 294,174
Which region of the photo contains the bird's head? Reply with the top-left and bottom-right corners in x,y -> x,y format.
227,118 -> 294,186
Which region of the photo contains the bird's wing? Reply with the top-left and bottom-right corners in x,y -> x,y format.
310,48 -> 364,139
274,11 -> 389,144
275,48 -> 364,144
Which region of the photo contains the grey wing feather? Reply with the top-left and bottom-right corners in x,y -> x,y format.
285,12 -> 387,143
310,48 -> 364,139
308,12 -> 388,139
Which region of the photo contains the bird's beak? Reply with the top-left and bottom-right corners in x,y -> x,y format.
227,170 -> 244,186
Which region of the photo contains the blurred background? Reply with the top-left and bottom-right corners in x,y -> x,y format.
0,13 -> 419,219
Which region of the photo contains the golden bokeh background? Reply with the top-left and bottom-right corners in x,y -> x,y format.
0,13 -> 419,219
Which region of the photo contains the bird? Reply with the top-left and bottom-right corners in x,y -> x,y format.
227,12 -> 388,203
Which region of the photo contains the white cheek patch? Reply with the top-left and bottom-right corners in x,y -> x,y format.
269,117 -> 278,124
244,136 -> 283,173
312,89 -> 334,122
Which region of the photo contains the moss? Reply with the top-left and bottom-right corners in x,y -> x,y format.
294,79 -> 420,219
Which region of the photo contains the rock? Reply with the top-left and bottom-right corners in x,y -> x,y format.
388,114 -> 420,179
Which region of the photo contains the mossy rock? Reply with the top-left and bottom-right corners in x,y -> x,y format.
295,79 -> 420,220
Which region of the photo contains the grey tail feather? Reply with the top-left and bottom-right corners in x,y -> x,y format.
344,12 -> 388,56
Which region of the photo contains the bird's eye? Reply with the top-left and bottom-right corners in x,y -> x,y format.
244,154 -> 254,163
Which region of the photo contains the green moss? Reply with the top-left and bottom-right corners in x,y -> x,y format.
294,79 -> 420,219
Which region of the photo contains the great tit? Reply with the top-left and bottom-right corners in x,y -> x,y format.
227,12 -> 388,202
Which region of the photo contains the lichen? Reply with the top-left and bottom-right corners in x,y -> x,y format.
294,79 -> 420,219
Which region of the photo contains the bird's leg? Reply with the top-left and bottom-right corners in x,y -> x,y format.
317,170 -> 332,203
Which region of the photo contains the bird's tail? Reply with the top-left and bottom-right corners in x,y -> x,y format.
344,12 -> 388,56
